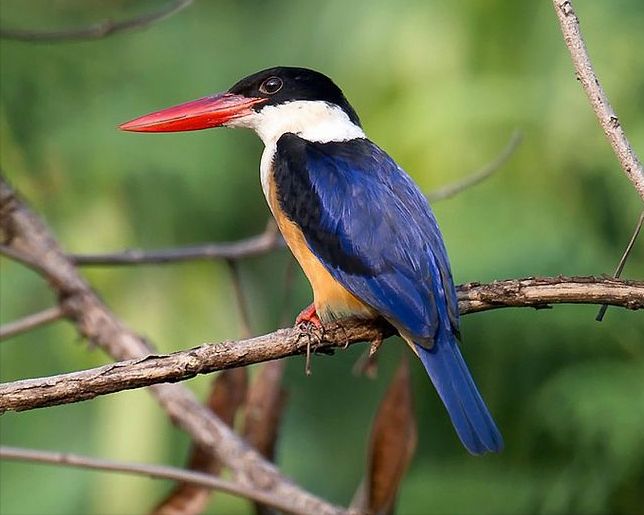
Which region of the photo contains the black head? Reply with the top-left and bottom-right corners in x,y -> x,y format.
228,66 -> 361,127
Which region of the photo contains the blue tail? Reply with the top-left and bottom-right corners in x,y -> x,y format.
415,330 -> 503,455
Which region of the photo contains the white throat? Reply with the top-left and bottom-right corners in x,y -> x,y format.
226,100 -> 365,146
226,100 -> 366,204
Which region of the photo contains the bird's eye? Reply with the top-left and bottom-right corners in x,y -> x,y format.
259,76 -> 283,95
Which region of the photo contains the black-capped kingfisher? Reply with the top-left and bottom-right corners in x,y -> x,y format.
120,66 -> 503,455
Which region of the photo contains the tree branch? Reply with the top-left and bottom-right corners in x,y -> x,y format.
456,275 -> 644,314
1,276 -> 641,414
0,174 -> 345,515
70,220 -> 283,266
0,446 -> 306,514
426,130 -> 522,202
0,0 -> 195,42
0,306 -> 66,341
552,0 -> 644,202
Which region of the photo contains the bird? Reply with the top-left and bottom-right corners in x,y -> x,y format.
119,66 -> 503,455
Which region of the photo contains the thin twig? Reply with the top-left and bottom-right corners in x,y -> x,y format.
552,0 -> 644,201
1,276 -> 642,414
0,446 -> 307,515
596,209 -> 644,321
226,259 -> 253,339
426,130 -> 523,202
0,0 -> 194,42
70,224 -> 284,266
0,306 -> 66,341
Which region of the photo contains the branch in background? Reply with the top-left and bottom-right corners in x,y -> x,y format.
0,174 -> 345,515
70,220 -> 283,266
426,130 -> 522,202
242,361 -> 287,461
0,446 -> 305,514
1,275 -> 642,415
596,209 -> 644,321
0,306 -> 65,341
0,0 -> 194,42
242,360 -> 288,515
552,0 -> 644,201
152,368 -> 248,515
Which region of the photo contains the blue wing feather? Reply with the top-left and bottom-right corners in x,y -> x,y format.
274,133 -> 502,454
303,140 -> 444,339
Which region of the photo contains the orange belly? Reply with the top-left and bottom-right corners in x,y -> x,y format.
268,182 -> 375,321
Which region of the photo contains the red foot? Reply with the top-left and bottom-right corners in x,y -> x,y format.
296,303 -> 322,328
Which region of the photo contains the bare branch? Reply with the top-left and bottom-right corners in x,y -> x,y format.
0,0 -> 195,42
551,0 -> 644,201
0,445 -> 309,515
0,174 -> 345,515
0,306 -> 65,341
70,221 -> 283,266
1,276 -> 641,414
426,130 -> 522,202
456,275 -> 644,314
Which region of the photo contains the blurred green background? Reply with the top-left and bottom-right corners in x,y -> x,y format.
1,1 -> 643,514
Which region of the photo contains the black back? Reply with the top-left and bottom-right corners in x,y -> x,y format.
228,66 -> 361,126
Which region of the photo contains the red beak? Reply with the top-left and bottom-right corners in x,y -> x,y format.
119,93 -> 265,132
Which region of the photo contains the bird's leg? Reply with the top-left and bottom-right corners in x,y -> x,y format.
296,303 -> 324,376
305,332 -> 313,377
295,302 -> 321,328
302,328 -> 325,376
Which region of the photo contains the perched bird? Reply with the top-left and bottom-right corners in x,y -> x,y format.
120,66 -> 503,455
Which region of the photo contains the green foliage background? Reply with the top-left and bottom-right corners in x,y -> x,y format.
1,1 -> 643,514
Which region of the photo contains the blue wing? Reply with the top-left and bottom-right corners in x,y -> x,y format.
274,133 -> 502,454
